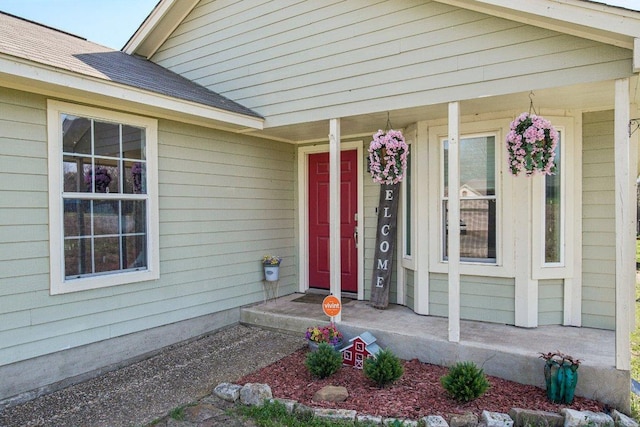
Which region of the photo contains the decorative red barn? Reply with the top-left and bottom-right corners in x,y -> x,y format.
340,331 -> 382,369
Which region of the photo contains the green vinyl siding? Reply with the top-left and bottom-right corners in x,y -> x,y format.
0,87 -> 296,366
538,279 -> 563,325
429,273 -> 515,324
405,269 -> 415,309
581,111 -> 615,330
152,0 -> 631,129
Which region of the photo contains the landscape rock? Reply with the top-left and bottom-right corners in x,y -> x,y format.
358,413 -> 384,424
509,408 -> 564,427
312,385 -> 349,402
269,397 -> 297,412
293,403 -> 315,417
213,382 -> 243,402
450,412 -> 479,427
481,410 -> 514,427
423,415 -> 450,427
612,410 -> 639,427
314,408 -> 357,422
239,383 -> 272,406
384,418 -> 418,426
561,409 -> 614,427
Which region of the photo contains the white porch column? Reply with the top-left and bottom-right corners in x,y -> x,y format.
329,118 -> 342,322
614,78 -> 633,370
414,121 -> 430,315
448,102 -> 461,343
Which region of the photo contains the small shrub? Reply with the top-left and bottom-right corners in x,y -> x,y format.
363,348 -> 404,388
305,342 -> 342,379
440,361 -> 490,402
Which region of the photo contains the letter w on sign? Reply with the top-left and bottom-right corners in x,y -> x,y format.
370,183 -> 400,309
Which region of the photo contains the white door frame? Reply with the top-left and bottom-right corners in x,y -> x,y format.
297,141 -> 364,300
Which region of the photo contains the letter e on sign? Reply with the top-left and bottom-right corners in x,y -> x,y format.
322,295 -> 342,318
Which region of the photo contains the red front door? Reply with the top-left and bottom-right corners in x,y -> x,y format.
308,150 -> 358,293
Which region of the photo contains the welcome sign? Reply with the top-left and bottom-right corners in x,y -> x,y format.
367,128 -> 408,309
370,183 -> 400,308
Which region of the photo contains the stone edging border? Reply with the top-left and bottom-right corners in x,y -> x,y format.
213,382 -> 639,427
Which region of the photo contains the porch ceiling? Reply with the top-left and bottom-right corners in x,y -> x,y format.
250,80 -> 629,144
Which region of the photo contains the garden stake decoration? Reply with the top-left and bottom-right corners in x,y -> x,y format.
539,351 -> 581,404
506,92 -> 559,177
368,116 -> 409,309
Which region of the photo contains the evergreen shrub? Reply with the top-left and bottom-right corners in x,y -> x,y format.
440,361 -> 490,402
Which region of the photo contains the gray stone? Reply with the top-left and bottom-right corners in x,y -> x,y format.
358,413 -> 383,425
239,383 -> 272,406
482,411 -> 514,427
383,418 -> 418,426
314,408 -> 357,422
450,413 -> 479,427
294,403 -> 315,417
312,385 -> 349,402
561,409 -> 614,427
509,408 -> 564,427
213,382 -> 242,402
612,410 -> 639,427
423,415 -> 450,427
269,397 -> 297,412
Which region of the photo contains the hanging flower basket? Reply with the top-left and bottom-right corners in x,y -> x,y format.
506,113 -> 559,177
368,129 -> 409,185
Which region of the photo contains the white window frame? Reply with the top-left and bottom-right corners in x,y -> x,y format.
427,120 -> 514,277
47,100 -> 159,294
532,117 -> 576,279
401,125 -> 417,270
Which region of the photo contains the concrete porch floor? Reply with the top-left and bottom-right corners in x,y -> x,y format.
240,293 -> 630,412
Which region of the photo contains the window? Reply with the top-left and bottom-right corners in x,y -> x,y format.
48,101 -> 159,294
544,132 -> 562,264
442,135 -> 497,263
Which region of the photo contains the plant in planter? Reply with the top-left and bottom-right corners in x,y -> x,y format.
261,255 -> 282,281
305,324 -> 343,351
368,129 -> 409,185
506,112 -> 559,177
539,351 -> 581,404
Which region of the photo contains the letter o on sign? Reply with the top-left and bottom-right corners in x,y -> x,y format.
322,295 -> 342,317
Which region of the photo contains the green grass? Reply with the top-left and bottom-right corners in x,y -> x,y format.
230,400 -> 382,426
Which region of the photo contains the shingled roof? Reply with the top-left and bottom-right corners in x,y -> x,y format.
0,11 -> 262,119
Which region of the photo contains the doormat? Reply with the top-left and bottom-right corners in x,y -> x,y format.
292,294 -> 353,304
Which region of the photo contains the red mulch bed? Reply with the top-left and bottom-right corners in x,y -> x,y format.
238,349 -> 603,420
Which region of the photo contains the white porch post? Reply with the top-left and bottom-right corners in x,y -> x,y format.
414,121 -> 430,315
448,102 -> 461,343
614,78 -> 633,370
329,118 -> 342,322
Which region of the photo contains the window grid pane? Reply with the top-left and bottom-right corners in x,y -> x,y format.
442,135 -> 497,263
544,132 -> 562,264
61,114 -> 148,280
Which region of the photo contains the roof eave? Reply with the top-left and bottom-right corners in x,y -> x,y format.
0,54 -> 264,131
123,0 -> 199,58
436,0 -> 640,50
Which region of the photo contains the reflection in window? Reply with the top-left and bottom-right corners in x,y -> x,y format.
442,136 -> 497,263
61,114 -> 147,279
544,132 -> 562,264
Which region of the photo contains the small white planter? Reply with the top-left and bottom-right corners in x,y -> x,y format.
264,265 -> 279,281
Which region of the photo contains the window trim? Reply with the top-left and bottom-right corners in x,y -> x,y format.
401,125 -> 417,271
427,119 -> 514,277
47,100 -> 159,294
531,117 -> 576,279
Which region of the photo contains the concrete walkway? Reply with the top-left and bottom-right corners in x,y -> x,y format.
0,325 -> 305,427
